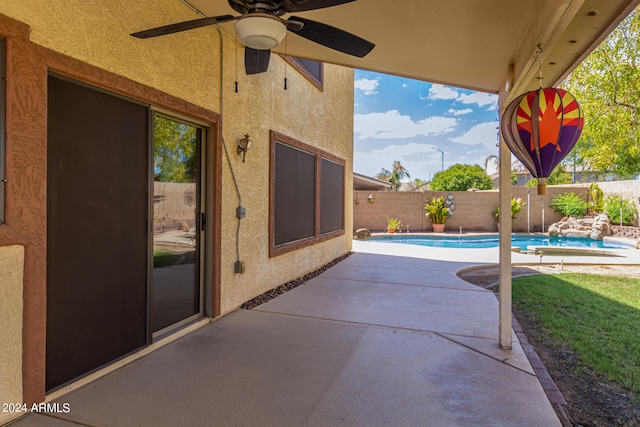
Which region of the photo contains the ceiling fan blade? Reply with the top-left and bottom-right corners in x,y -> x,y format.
245,47 -> 271,75
286,20 -> 305,32
282,0 -> 356,13
131,15 -> 236,39
287,16 -> 374,58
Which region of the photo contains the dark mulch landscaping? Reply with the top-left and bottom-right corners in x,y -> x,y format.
241,252 -> 352,310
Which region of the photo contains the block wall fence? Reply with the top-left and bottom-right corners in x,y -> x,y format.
353,186 -> 590,233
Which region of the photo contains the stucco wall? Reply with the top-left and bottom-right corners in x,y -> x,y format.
0,0 -> 220,112
219,55 -> 354,313
0,245 -> 24,425
0,0 -> 353,315
0,0 -> 353,403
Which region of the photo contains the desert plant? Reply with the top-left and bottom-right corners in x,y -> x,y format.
386,216 -> 402,231
603,194 -> 638,226
493,198 -> 526,222
425,196 -> 451,224
588,183 -> 604,213
550,192 -> 588,217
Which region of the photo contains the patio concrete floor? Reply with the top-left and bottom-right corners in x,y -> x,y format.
11,243 -> 573,427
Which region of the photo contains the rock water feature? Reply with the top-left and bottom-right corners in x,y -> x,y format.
548,214 -> 613,240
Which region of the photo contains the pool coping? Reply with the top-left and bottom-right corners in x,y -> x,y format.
365,231 -> 637,256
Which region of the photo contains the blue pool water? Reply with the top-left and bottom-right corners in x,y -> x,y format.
368,234 -> 633,251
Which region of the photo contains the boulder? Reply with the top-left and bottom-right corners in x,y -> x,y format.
547,214 -> 612,240
355,228 -> 371,240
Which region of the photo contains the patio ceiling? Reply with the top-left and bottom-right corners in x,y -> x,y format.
185,0 -> 638,101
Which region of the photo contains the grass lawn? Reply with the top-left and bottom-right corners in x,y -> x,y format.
153,249 -> 182,268
512,273 -> 640,395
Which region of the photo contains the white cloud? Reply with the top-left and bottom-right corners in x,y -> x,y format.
457,92 -> 497,107
354,143 -> 444,179
354,110 -> 457,139
354,78 -> 379,95
448,108 -> 473,116
428,84 -> 459,100
449,121 -> 499,150
426,84 -> 497,109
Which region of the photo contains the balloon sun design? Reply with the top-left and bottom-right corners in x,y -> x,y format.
501,88 -> 583,194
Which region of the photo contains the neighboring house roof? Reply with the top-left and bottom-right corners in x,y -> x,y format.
490,169 -> 621,187
399,181 -> 429,192
353,172 -> 392,191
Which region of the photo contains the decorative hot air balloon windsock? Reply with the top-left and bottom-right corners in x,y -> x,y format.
500,88 -> 583,195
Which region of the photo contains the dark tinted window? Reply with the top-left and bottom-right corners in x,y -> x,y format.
320,158 -> 344,234
269,131 -> 345,257
274,141 -> 316,246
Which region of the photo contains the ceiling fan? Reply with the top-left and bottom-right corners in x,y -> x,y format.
131,0 -> 375,75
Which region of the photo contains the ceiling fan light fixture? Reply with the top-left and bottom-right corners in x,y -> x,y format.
235,14 -> 287,50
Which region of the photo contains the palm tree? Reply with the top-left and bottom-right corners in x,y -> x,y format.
484,155 -> 499,174
377,160 -> 410,191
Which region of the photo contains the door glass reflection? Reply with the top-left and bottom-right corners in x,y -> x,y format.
152,116 -> 200,332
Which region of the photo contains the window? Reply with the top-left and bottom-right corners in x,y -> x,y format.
320,158 -> 344,234
0,39 -> 5,224
273,141 -> 316,246
269,130 -> 345,257
282,56 -> 324,91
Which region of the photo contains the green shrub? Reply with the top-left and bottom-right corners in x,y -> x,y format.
603,194 -> 638,225
425,196 -> 451,224
493,198 -> 526,222
588,183 -> 604,213
385,216 -> 402,230
550,192 -> 588,216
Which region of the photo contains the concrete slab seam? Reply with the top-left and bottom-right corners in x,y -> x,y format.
318,274 -> 491,293
251,309 -> 503,349
432,332 -> 537,377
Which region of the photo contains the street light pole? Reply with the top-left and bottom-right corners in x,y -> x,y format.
433,147 -> 444,171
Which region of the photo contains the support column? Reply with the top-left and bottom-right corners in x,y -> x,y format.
498,117 -> 512,350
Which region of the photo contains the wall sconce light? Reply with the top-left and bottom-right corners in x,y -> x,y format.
237,134 -> 253,163
367,194 -> 376,203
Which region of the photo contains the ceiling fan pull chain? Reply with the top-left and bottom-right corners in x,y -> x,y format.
284,35 -> 288,90
235,32 -> 239,92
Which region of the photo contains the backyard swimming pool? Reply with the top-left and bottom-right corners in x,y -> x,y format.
368,234 -> 634,251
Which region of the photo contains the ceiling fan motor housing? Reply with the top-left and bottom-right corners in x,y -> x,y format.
235,14 -> 287,50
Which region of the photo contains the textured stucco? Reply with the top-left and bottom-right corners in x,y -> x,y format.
0,14 -> 49,407
0,0 -> 221,111
0,245 -> 24,425
218,52 -> 354,314
0,0 -> 354,403
0,7 -> 219,405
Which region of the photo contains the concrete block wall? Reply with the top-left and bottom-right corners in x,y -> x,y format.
353,186 -> 587,233
354,191 -> 426,232
565,179 -> 640,225
431,191 -> 498,232
153,182 -> 197,232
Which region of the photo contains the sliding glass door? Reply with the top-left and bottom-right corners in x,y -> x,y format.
152,115 -> 203,334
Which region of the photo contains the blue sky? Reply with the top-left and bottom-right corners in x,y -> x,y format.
354,70 -> 500,181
